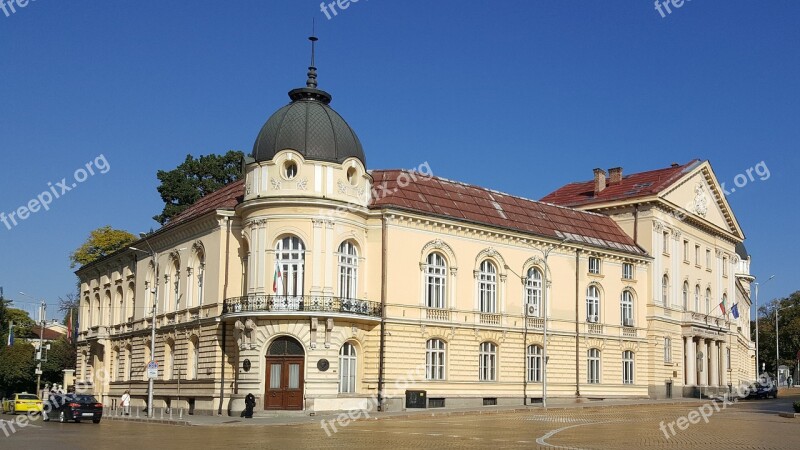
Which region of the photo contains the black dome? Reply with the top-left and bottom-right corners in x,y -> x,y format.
252,85 -> 365,165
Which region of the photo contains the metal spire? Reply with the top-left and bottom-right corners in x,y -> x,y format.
306,20 -> 319,89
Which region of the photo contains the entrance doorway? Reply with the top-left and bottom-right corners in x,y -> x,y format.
264,336 -> 305,410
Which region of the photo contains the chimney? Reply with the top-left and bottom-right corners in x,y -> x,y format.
593,168 -> 606,195
608,167 -> 623,184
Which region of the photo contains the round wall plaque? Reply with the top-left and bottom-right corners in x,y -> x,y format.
243,359 -> 251,372
317,358 -> 330,372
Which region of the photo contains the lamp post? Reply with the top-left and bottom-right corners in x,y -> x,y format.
754,275 -> 775,377
20,292 -> 46,397
131,236 -> 158,418
775,303 -> 795,386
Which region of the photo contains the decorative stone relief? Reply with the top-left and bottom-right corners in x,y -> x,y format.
693,183 -> 708,217
270,178 -> 282,190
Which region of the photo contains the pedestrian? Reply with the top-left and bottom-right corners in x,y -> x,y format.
789,376 -> 794,387
244,393 -> 256,419
121,390 -> 131,416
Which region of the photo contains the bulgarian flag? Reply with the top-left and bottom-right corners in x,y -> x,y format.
272,260 -> 283,295
719,297 -> 727,316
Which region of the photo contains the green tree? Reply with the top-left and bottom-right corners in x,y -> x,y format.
4,308 -> 36,339
153,150 -> 244,225
0,341 -> 35,396
752,290 -> 800,374
70,225 -> 137,268
41,337 -> 76,386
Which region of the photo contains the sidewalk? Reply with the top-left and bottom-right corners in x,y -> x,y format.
103,397 -> 706,427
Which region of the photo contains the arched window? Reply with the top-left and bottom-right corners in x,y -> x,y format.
622,350 -> 635,384
196,249 -> 206,307
126,282 -> 135,323
586,285 -> 600,322
682,281 -> 689,311
339,343 -> 357,393
588,349 -> 601,384
662,275 -> 669,305
525,268 -> 543,317
478,261 -> 497,313
705,288 -> 712,314
115,287 -> 123,325
275,236 -> 305,297
694,285 -> 701,312
338,242 -> 358,300
527,345 -> 543,383
103,291 -> 112,327
110,347 -> 118,382
424,253 -> 447,309
146,262 -> 156,316
426,339 -> 446,380
170,257 -> 181,312
620,290 -> 634,326
479,342 -> 497,381
125,346 -> 132,382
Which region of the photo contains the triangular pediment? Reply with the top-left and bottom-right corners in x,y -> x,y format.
659,162 -> 743,240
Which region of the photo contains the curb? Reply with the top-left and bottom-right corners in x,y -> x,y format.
103,415 -> 192,426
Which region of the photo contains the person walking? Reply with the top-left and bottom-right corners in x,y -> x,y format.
244,393 -> 256,419
121,390 -> 131,416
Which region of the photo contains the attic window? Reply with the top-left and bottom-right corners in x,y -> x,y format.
347,167 -> 358,186
284,161 -> 298,180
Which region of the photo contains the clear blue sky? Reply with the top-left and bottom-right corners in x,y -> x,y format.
1,0 -> 797,320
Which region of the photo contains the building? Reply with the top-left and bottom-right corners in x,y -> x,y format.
75,48 -> 755,415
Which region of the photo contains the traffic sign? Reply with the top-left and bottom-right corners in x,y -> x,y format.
146,360 -> 159,379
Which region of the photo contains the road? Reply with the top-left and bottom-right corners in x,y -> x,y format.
2,394 -> 799,449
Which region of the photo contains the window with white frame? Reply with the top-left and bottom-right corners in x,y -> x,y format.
664,337 -> 672,363
425,252 -> 447,309
723,256 -> 728,276
478,260 -> 497,313
479,342 -> 497,381
339,342 -> 357,393
620,290 -> 633,326
275,236 -> 305,297
622,262 -> 634,280
682,281 -> 689,310
706,249 -> 712,268
705,288 -> 712,314
683,240 -> 689,262
622,350 -> 635,384
426,339 -> 446,381
663,232 -> 670,254
527,345 -> 543,383
588,257 -> 601,275
726,347 -> 731,370
587,349 -> 600,384
525,267 -> 543,317
694,285 -> 701,312
661,274 -> 669,304
695,244 -> 701,265
338,241 -> 359,300
586,285 -> 600,322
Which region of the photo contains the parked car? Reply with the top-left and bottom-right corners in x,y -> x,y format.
746,381 -> 778,399
43,394 -> 103,423
1,393 -> 43,415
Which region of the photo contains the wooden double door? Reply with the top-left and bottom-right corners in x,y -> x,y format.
265,356 -> 304,410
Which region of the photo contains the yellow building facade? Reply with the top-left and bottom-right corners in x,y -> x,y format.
75,61 -> 755,415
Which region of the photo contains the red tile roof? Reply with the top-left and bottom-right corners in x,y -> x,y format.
540,160 -> 701,207
369,170 -> 645,255
161,180 -> 245,229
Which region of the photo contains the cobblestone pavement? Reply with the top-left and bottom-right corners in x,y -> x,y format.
3,392 -> 799,449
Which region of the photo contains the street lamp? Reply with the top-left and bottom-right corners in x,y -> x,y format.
130,234 -> 159,418
19,291 -> 46,396
754,275 -> 775,377
775,303 -> 795,386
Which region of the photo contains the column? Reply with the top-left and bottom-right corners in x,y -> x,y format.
719,342 -> 728,387
685,337 -> 696,385
697,339 -> 707,386
709,341 -> 719,387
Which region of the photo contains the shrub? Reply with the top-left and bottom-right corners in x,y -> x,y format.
793,401 -> 800,413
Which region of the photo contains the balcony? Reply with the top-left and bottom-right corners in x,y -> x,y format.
222,295 -> 382,320
527,317 -> 544,330
426,308 -> 450,321
479,313 -> 501,326
588,323 -> 603,335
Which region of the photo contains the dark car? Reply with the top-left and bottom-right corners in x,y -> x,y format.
746,381 -> 778,399
43,394 -> 103,423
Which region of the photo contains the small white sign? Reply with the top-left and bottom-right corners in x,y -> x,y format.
146,361 -> 159,379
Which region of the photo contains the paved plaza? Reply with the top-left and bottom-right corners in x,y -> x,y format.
3,391 -> 799,449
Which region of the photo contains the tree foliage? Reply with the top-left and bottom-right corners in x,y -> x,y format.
69,225 -> 137,268
153,150 -> 244,225
752,290 -> 800,374
0,341 -> 35,396
41,337 -> 76,386
4,307 -> 36,339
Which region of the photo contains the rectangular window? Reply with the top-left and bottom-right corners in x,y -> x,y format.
726,348 -> 731,370
706,249 -> 712,268
663,232 -> 670,255
479,342 -> 497,382
683,240 -> 689,262
664,338 -> 672,363
622,351 -> 635,385
622,263 -> 634,280
588,257 -> 601,275
428,398 -> 446,408
588,349 -> 600,384
695,245 -> 701,265
723,257 -> 728,276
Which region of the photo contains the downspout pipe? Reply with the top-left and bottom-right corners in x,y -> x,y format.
218,217 -> 232,416
377,215 -> 388,411
575,248 -> 581,398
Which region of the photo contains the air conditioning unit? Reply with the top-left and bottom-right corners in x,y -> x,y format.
526,304 -> 538,317
623,318 -> 634,327
587,315 -> 598,323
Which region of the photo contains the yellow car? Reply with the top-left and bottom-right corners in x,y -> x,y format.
2,393 -> 43,415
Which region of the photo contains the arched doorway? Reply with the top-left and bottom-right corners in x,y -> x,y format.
265,336 -> 305,410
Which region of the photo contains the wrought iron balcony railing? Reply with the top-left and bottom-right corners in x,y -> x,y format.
222,295 -> 382,318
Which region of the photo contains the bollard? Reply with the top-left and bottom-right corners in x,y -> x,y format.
136,407 -> 140,418
169,408 -> 173,420
160,408 -> 164,420
179,409 -> 183,420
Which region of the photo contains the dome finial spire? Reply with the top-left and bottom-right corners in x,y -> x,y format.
306,20 -> 319,89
